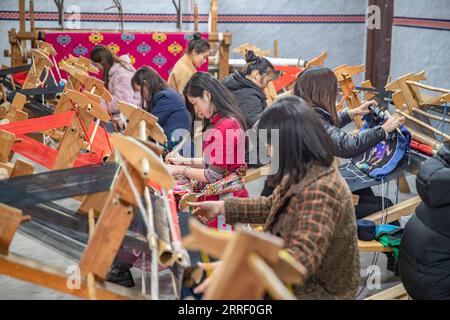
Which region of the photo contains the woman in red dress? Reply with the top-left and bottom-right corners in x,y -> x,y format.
166,72 -> 248,230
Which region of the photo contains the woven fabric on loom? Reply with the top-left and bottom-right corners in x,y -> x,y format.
44,31 -> 209,80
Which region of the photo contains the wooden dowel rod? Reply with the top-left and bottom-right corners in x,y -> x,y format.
87,209 -> 97,300
194,1 -> 199,32
412,107 -> 450,123
406,80 -> 450,94
397,109 -> 450,141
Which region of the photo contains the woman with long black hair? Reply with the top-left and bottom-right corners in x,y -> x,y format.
166,72 -> 249,230
190,96 -> 360,299
131,66 -> 190,150
90,45 -> 140,117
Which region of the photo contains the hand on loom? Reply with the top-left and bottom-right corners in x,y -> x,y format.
189,201 -> 225,224
166,155 -> 189,165
381,114 -> 405,133
193,261 -> 223,295
166,164 -> 185,176
349,100 -> 376,118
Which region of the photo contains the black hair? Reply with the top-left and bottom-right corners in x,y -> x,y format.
131,66 -> 169,112
257,96 -> 335,187
183,72 -> 247,135
293,67 -> 339,126
244,50 -> 274,76
90,44 -> 133,87
187,32 -> 211,54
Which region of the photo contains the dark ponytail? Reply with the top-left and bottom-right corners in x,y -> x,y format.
187,32 -> 211,54
244,50 -> 274,76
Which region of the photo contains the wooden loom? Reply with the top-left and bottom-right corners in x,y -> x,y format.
0,129 -> 34,178
79,134 -> 175,282
0,133 -> 177,299
0,43 -> 57,123
0,193 -> 146,300
1,53 -> 115,170
334,64 -> 366,128
78,101 -> 167,216
183,219 -> 307,300
385,71 -> 450,151
265,51 -> 330,104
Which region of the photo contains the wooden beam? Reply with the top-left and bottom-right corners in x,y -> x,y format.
204,228 -> 284,299
19,0 -> 26,32
397,109 -> 450,141
194,0 -> 199,32
247,253 -> 296,300
29,0 -> 36,48
210,0 -> 218,33
406,80 -> 450,94
0,252 -> 145,300
365,195 -> 421,225
218,33 -> 232,79
10,159 -> 34,177
0,203 -> 29,254
274,40 -> 279,58
79,169 -> 141,279
0,130 -> 15,164
358,240 -> 392,253
244,164 -> 272,183
364,283 -> 408,300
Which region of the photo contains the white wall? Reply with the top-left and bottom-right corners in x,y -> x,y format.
1,0 -> 448,88
391,0 -> 450,88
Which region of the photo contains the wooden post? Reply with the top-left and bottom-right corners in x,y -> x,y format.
210,0 -> 218,33
78,103 -> 167,216
0,252 -> 144,300
8,29 -> 23,67
0,204 -> 30,255
79,135 -> 174,279
184,219 -> 307,299
52,90 -> 110,170
194,0 -> 199,32
4,93 -> 28,123
29,0 -> 36,48
365,0 -> 394,90
19,0 -> 26,33
22,49 -> 54,89
334,64 -> 366,128
274,40 -> 279,58
218,32 -> 232,79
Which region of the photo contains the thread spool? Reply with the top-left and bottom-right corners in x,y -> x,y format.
141,158 -> 150,177
139,120 -> 147,141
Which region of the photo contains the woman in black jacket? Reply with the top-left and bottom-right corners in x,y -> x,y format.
223,50 -> 275,128
292,67 -> 405,221
398,143 -> 450,300
293,67 -> 404,158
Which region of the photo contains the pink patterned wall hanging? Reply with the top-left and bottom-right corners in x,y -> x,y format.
44,31 -> 209,81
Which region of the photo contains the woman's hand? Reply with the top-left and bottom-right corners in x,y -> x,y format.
166,154 -> 188,165
349,100 -> 376,118
189,201 -> 224,223
166,164 -> 184,176
381,114 -> 405,133
193,261 -> 223,295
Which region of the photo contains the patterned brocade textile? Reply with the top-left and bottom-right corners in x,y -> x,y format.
44,31 -> 209,80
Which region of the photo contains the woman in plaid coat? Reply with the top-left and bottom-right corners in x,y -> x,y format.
191,96 -> 360,299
